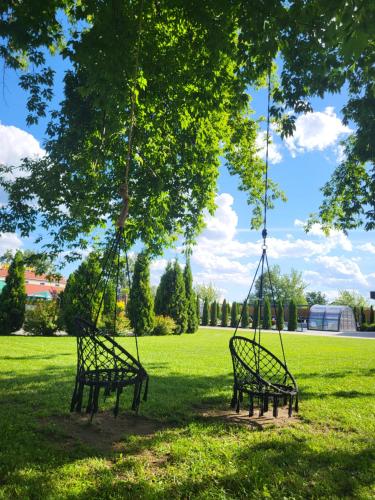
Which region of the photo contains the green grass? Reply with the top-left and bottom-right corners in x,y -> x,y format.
0,329 -> 375,499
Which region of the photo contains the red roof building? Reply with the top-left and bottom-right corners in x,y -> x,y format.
0,267 -> 67,299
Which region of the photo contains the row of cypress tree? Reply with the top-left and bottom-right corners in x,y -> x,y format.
201,297 -> 299,331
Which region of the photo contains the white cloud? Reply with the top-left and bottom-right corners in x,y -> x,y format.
256,131 -> 282,164
0,233 -> 22,253
202,193 -> 238,242
0,124 -> 45,168
357,242 -> 375,255
315,255 -> 368,287
294,219 -> 352,252
285,107 -> 351,157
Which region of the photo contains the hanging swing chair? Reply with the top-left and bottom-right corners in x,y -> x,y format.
70,227 -> 149,418
229,67 -> 298,418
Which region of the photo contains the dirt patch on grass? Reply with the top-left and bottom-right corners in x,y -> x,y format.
197,405 -> 299,429
38,411 -> 168,454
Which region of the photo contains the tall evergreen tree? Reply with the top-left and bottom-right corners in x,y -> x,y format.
230,301 -> 237,327
183,258 -> 198,333
127,252 -> 154,336
288,300 -> 298,331
216,302 -> 220,321
360,306 -> 366,326
276,300 -> 284,331
196,295 -> 201,325
221,299 -> 228,327
252,300 -> 260,329
154,262 -> 173,316
169,261 -> 188,333
210,301 -> 217,326
262,297 -> 272,329
0,251 -> 26,334
240,301 -> 249,328
60,252 -> 104,335
202,298 -> 209,326
370,305 -> 374,324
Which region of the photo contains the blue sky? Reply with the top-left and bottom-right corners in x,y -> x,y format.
0,58 -> 374,304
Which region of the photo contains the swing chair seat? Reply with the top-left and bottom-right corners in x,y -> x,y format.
71,317 -> 149,418
229,336 -> 298,417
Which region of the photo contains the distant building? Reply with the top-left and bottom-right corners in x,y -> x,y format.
0,267 -> 67,299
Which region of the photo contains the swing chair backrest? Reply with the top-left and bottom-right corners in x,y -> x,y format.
230,336 -> 296,389
75,317 -> 142,377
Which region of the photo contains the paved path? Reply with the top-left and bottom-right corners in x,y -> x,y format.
200,325 -> 375,340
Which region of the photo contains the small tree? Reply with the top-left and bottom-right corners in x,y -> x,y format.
202,298 -> 209,325
230,301 -> 237,327
221,299 -> 228,327
360,306 -> 366,326
370,305 -> 374,324
210,301 -> 217,326
262,297 -> 272,329
184,258 -> 198,333
127,252 -> 155,336
252,300 -> 260,329
276,300 -> 284,331
240,301 -> 249,328
216,301 -> 220,321
0,251 -> 26,334
196,295 -> 201,325
288,299 -> 298,331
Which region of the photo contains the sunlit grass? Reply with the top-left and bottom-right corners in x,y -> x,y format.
0,329 -> 374,498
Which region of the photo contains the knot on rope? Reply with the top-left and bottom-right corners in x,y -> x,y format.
262,228 -> 267,239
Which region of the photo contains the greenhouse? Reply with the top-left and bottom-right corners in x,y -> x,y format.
308,305 -> 357,332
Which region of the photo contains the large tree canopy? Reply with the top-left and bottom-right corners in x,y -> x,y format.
0,0 -> 374,258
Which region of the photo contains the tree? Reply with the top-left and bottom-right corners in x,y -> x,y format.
61,252 -> 106,335
1,1 -> 374,247
0,251 -> 26,334
276,300 -> 284,331
288,300 -> 298,331
196,295 -> 201,325
255,266 -> 307,305
210,301 -> 217,327
360,307 -> 366,327
127,252 -> 154,336
370,306 -> 374,324
230,302 -> 237,328
331,290 -> 368,308
184,258 -> 198,334
221,299 -> 228,327
262,297 -> 272,329
252,301 -> 260,330
194,283 -> 220,305
306,291 -> 327,307
202,298 -> 209,326
155,261 -> 187,333
216,302 -> 220,322
240,302 -> 249,328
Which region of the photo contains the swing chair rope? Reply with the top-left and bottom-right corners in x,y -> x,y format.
232,63 -> 288,368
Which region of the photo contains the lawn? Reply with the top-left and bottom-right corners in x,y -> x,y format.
0,329 -> 374,499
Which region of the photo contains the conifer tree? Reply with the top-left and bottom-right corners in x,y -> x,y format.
184,258 -> 198,333
126,252 -> 154,336
240,301 -> 249,328
216,302 -> 220,321
0,251 -> 26,334
154,262 -> 173,316
288,299 -> 298,331
370,305 -> 374,324
169,261 -> 188,333
230,301 -> 237,327
60,252 -> 104,335
196,295 -> 201,325
221,299 -> 228,327
210,301 -> 217,326
360,306 -> 366,326
276,299 -> 284,331
252,300 -> 260,329
202,298 -> 209,326
262,297 -> 272,329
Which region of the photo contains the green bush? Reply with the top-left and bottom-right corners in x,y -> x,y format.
152,315 -> 177,336
24,299 -> 61,336
359,323 -> 375,332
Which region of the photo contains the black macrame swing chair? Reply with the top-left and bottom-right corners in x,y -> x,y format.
70,225 -> 149,419
229,68 -> 298,418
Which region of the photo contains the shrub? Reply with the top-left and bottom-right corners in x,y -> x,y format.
24,299 -> 61,336
288,300 -> 298,331
262,297 -> 272,329
152,315 -> 176,336
359,323 -> 375,332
